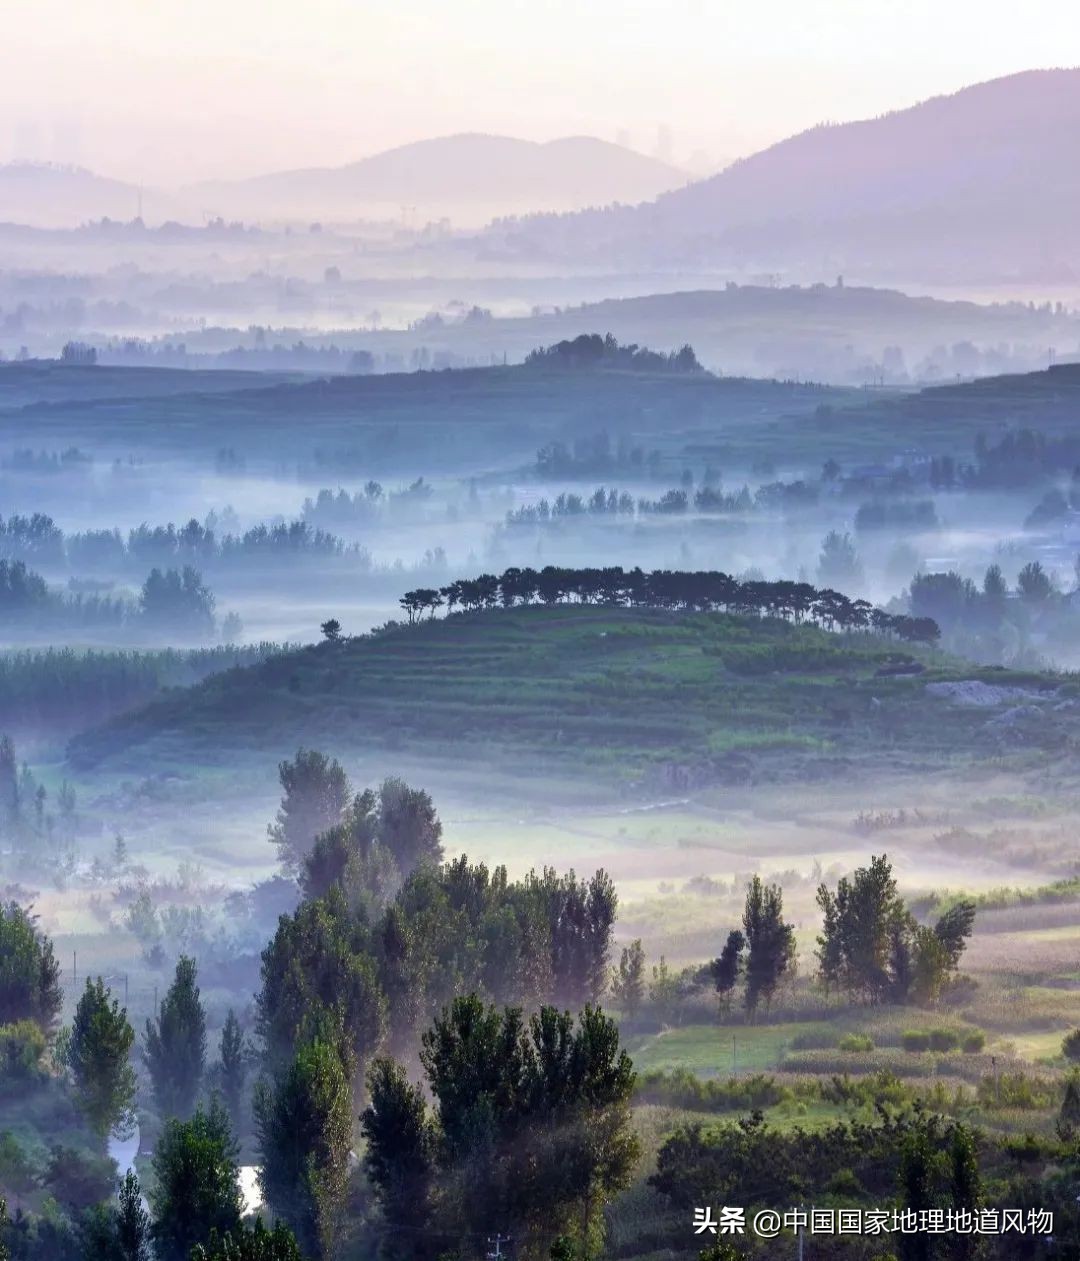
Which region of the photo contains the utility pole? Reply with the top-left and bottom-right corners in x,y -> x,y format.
732,1034 -> 737,1077
487,1233 -> 510,1260
73,950 -> 77,984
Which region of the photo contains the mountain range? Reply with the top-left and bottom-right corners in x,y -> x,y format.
183,134 -> 688,224
487,69 -> 1080,282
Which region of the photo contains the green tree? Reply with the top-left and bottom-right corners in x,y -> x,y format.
698,1243 -> 744,1261
610,940 -> 645,1020
319,619 -> 342,643
145,954 -> 207,1119
0,900 -> 62,1030
268,748 -> 351,873
742,877 -> 794,1017
255,1039 -> 353,1259
817,530 -> 863,589
709,929 -> 745,1013
256,887 -> 387,1071
898,1119 -> 941,1261
649,956 -> 680,1026
1057,1077 -> 1080,1144
192,1220 -> 304,1260
982,564 -> 1007,614
69,977 -> 137,1142
300,788 -> 394,907
150,1098 -> 243,1261
82,1170 -> 152,1261
948,1124 -> 982,1261
377,777 -> 444,876
217,1009 -> 248,1128
115,1170 -> 153,1261
817,854 -> 903,1002
1061,1028 -> 1080,1063
1017,560 -> 1055,602
364,996 -> 639,1258
361,1057 -> 435,1250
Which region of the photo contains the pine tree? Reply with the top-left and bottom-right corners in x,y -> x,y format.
69,977 -> 137,1142
145,954 -> 207,1119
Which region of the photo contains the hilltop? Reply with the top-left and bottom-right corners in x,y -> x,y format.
67,605 -> 1078,794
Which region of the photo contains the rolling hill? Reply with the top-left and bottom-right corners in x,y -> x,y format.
66,605 -> 1077,796
489,69 -> 1080,281
340,283 -> 1080,383
185,133 -> 689,224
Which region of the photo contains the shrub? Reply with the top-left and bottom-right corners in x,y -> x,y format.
961,1030 -> 986,1053
635,1068 -> 786,1112
789,1030 -> 838,1051
838,1034 -> 874,1053
977,1071 -> 1059,1110
928,1028 -> 960,1053
902,1030 -> 931,1053
1063,1029 -> 1080,1063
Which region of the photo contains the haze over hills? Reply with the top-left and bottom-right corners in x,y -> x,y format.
0,162 -> 164,228
488,69 -> 1080,283
184,133 -> 690,225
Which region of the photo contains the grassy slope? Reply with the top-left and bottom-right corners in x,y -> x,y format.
67,605 -> 1076,787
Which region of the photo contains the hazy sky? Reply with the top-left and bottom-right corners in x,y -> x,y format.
2,0 -> 1078,185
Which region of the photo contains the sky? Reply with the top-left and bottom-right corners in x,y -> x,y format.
2,0 -> 1078,186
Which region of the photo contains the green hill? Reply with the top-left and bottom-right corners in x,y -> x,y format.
67,606 -> 1075,793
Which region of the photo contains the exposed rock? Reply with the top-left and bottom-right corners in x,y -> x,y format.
925,680 -> 1045,707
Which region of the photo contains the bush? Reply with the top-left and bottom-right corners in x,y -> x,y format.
902,1030 -> 931,1053
1063,1029 -> 1080,1063
635,1068 -> 786,1112
789,1030 -> 838,1051
838,1033 -> 875,1053
961,1030 -> 986,1053
978,1071 -> 1059,1110
928,1028 -> 960,1053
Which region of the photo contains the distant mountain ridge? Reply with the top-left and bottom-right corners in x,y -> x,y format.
488,69 -> 1080,282
184,133 -> 689,223
0,162 -> 149,228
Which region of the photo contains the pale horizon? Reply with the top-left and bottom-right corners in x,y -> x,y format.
2,0 -> 1079,186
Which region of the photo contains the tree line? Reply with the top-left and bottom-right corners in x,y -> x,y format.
398,565 -> 940,641
0,514 -> 368,574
